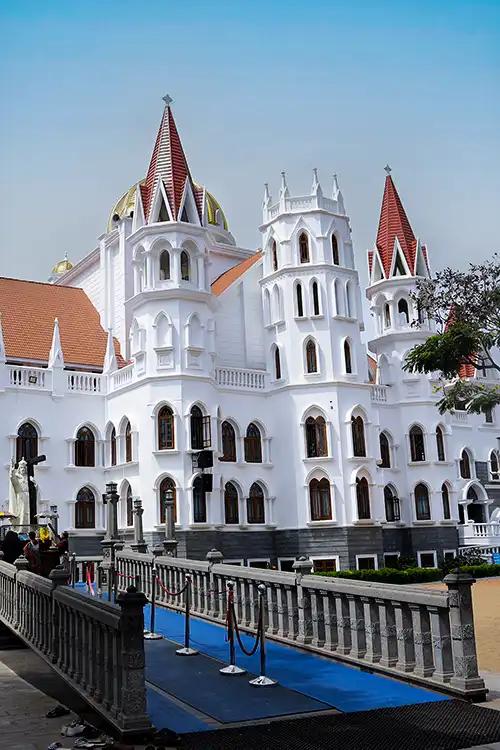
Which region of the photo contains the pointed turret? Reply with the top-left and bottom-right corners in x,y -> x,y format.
141,95 -> 200,224
48,318 -> 64,369
332,173 -> 345,214
311,168 -> 322,196
102,328 -> 118,374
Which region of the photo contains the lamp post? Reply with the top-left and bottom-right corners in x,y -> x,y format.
100,481 -> 120,601
163,487 -> 178,557
131,497 -> 147,554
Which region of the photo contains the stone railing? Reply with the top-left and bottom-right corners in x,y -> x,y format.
110,363 -> 134,391
0,559 -> 150,737
66,372 -> 103,394
7,365 -> 50,390
214,366 -> 267,391
370,384 -> 388,403
115,550 -> 486,700
459,522 -> 500,546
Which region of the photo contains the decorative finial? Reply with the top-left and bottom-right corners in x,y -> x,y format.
384,164 -> 392,175
162,94 -> 173,107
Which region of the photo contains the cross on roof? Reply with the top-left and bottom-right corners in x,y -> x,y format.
162,94 -> 173,106
384,164 -> 392,175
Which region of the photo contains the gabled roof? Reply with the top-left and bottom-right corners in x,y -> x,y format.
142,101 -> 200,223
373,174 -> 417,277
0,277 -> 124,370
211,253 -> 263,296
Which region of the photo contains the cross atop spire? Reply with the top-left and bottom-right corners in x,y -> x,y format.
162,94 -> 173,107
384,164 -> 392,175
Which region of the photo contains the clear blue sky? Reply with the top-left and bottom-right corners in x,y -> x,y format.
0,0 -> 499,292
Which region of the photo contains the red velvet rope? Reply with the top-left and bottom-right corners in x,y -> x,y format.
156,576 -> 189,598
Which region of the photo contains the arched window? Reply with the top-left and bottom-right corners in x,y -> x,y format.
159,250 -> 170,280
384,303 -> 391,328
247,482 -> 265,524
344,340 -> 352,374
460,449 -> 472,479
409,425 -> 425,462
75,487 -> 96,529
305,416 -> 328,458
296,283 -> 304,317
441,483 -> 451,520
274,346 -> 282,380
158,406 -> 175,450
299,232 -> 309,263
75,426 -> 95,467
180,250 -> 190,281
244,423 -> 262,463
271,240 -> 278,271
415,483 -> 431,520
224,482 -> 239,524
312,281 -> 320,315
126,484 -> 133,527
190,405 -> 210,449
490,450 -> 500,481
331,234 -> 339,265
192,476 -> 207,523
398,298 -> 409,324
309,478 -> 332,521
16,422 -> 38,464
436,426 -> 445,462
159,477 -> 177,524
379,432 -> 391,468
356,477 -> 371,519
384,485 -> 400,522
351,415 -> 366,457
346,282 -> 353,317
110,427 -> 117,466
305,339 -> 318,373
125,420 -> 132,463
220,421 -> 236,462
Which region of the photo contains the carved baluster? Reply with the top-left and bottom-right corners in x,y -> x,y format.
347,595 -> 366,659
409,604 -> 434,677
362,596 -> 381,663
393,601 -> 415,672
334,593 -> 351,655
378,599 -> 398,667
321,592 -> 338,652
428,605 -> 453,683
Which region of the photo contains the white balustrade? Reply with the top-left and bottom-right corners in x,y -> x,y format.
459,522 -> 500,542
215,366 -> 267,391
453,411 -> 468,424
7,365 -> 48,389
111,363 -> 134,391
66,372 -> 102,393
370,384 -> 388,403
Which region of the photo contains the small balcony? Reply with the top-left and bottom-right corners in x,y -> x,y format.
458,521 -> 500,547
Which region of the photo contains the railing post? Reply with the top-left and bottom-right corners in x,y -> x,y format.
101,481 -> 120,602
444,570 -> 486,697
116,586 -> 152,734
293,556 -> 313,645
206,548 -> 223,619
131,498 -> 148,554
13,556 -> 29,632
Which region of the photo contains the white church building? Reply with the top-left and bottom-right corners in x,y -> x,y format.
1,98 -> 499,570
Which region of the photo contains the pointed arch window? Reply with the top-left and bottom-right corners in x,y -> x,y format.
356,477 -> 371,519
75,487 -> 96,529
244,423 -> 262,463
224,482 -> 239,524
351,416 -> 366,457
158,197 -> 169,222
125,420 -> 132,463
126,484 -> 133,527
331,234 -> 339,265
75,426 -> 95,467
181,206 -> 189,223
296,283 -> 304,317
192,476 -> 207,523
110,426 -> 117,466
384,303 -> 391,329
460,449 -> 472,479
436,426 -> 445,462
274,346 -> 282,380
247,482 -> 265,524
441,483 -> 451,520
306,340 -> 318,373
490,450 -> 500,480
220,421 -> 236,462
312,281 -> 320,315
271,240 -> 278,271
379,432 -> 391,468
415,483 -> 431,520
344,340 -> 352,374
305,416 -> 328,458
158,406 -> 175,450
16,422 -> 38,464
159,250 -> 170,280
398,298 -> 409,324
159,477 -> 177,524
180,250 -> 190,281
409,425 -> 425,462
190,405 -> 210,449
309,478 -> 332,521
299,232 -> 310,263
384,485 -> 400,522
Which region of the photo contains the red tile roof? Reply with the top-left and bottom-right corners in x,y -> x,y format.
0,277 -> 123,370
211,253 -> 263,296
367,355 -> 377,383
374,175 -> 417,277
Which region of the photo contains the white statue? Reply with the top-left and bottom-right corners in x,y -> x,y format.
9,458 -> 33,527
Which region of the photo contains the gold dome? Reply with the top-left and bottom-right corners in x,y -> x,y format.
52,254 -> 73,275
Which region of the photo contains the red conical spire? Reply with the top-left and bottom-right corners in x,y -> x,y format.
375,168 -> 417,277
141,96 -> 199,222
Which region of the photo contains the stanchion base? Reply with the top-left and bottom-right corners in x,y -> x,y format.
175,646 -> 199,656
220,664 -> 246,675
249,675 -> 278,687
144,631 -> 163,640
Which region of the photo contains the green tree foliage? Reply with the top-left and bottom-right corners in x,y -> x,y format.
403,254 -> 500,414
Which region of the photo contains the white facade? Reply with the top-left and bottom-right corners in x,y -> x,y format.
2,102 -> 499,568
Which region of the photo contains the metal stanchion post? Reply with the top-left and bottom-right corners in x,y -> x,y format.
144,565 -> 162,640
176,574 -> 199,656
97,563 -> 103,597
249,583 -> 277,686
71,553 -> 76,588
220,581 -> 246,675
135,573 -> 141,592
